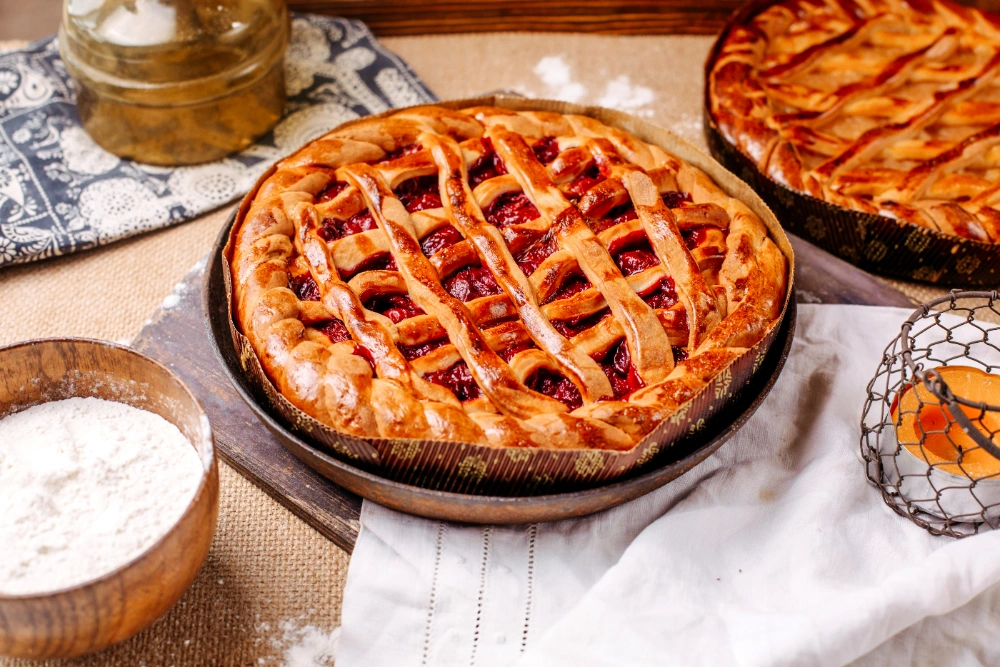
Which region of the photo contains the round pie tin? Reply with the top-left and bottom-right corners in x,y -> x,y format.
217,95 -> 796,497
704,0 -> 1000,288
206,227 -> 796,521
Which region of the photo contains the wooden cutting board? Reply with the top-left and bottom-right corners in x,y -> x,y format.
132,233 -> 914,553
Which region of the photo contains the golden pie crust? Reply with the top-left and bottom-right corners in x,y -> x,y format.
709,0 -> 1000,243
229,105 -> 788,451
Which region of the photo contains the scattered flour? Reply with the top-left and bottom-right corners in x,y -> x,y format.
161,280 -> 188,310
0,397 -> 203,594
257,617 -> 340,667
527,55 -> 657,117
597,75 -> 656,114
533,55 -> 586,103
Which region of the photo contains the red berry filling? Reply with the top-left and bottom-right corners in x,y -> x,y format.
497,341 -> 536,363
314,318 -> 352,343
319,210 -> 377,241
424,361 -> 483,401
525,369 -> 583,410
544,272 -> 592,304
352,343 -> 376,372
364,294 -> 424,323
641,276 -> 679,310
376,144 -> 422,163
532,136 -> 561,164
317,180 -> 349,203
596,339 -> 646,399
485,192 -> 540,229
662,190 -> 692,209
468,139 -> 508,187
565,165 -> 603,198
339,252 -> 397,281
514,232 -> 558,276
394,176 -> 442,213
550,309 -> 610,339
610,233 -> 661,277
442,264 -> 502,302
398,338 -> 447,361
420,225 -> 463,256
290,273 -> 321,301
673,346 -> 689,363
589,204 -> 639,235
683,227 -> 710,249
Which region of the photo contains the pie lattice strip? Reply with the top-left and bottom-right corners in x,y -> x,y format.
709,0 -> 1000,242
231,105 -> 788,451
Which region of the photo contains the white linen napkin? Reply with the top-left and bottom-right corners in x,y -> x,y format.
337,304 -> 1000,667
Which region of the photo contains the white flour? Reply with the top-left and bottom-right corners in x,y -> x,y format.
528,55 -> 656,117
0,397 -> 203,595
257,617 -> 340,667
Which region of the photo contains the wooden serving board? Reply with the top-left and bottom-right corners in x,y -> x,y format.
132,232 -> 914,553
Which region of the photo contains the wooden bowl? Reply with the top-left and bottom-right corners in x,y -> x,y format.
0,338 -> 220,660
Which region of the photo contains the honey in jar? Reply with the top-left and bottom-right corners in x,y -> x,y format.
59,0 -> 289,165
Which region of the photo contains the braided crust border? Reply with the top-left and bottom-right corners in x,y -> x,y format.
229,104 -> 788,452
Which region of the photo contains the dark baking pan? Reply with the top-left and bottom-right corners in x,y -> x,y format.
703,0 -> 1000,288
205,215 -> 796,523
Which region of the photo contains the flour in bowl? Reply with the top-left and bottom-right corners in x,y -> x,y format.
0,397 -> 204,595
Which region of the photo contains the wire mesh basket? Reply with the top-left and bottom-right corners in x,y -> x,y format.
861,290 -> 1000,538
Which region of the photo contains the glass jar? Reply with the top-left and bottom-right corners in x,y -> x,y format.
59,0 -> 289,165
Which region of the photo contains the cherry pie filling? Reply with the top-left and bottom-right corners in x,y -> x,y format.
551,309 -> 612,339
320,209 -> 376,242
468,138 -> 508,187
339,252 -> 397,281
423,361 -> 483,402
486,192 -> 541,229
640,276 -> 680,310
312,318 -> 350,342
525,369 -> 584,411
420,225 -> 463,256
543,272 -> 592,304
290,273 -> 321,301
363,294 -> 424,323
398,338 -> 447,361
290,134 -> 725,419
609,232 -> 661,277
513,232 -> 559,276
532,136 -> 561,165
596,339 -> 645,399
316,179 -> 349,203
394,176 -> 442,213
442,264 -> 503,302
565,164 -> 604,199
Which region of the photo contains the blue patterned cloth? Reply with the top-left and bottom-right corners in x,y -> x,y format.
0,16 -> 436,267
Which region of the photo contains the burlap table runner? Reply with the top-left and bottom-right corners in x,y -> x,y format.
0,33 -> 953,667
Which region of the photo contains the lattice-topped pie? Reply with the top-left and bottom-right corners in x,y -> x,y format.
230,105 -> 787,451
709,0 -> 1000,242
